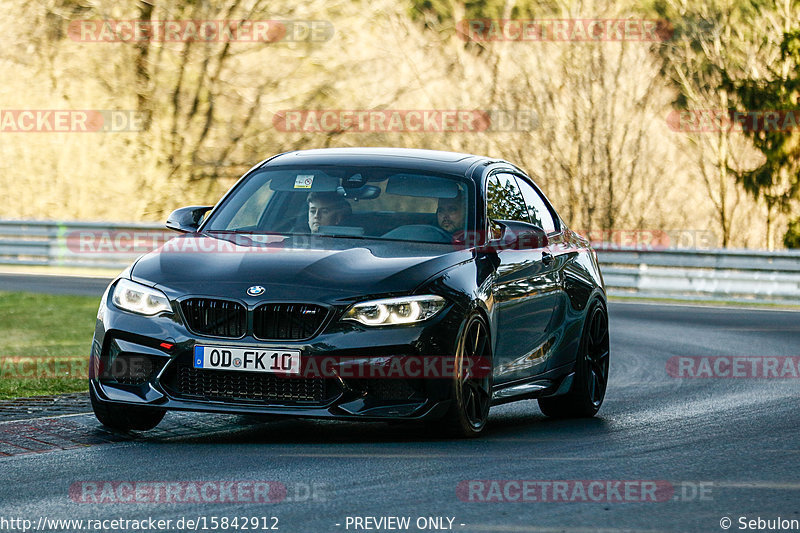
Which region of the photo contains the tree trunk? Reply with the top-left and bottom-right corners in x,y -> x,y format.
135,0 -> 154,131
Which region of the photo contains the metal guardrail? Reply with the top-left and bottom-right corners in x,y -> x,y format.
1,220 -> 799,304
598,249 -> 800,304
0,220 -> 167,270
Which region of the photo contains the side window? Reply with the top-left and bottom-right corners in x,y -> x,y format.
514,176 -> 557,234
486,173 -> 530,224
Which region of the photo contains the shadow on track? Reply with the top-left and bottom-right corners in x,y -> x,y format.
95,402 -> 615,446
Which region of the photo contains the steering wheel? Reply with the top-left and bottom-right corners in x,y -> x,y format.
382,224 -> 454,243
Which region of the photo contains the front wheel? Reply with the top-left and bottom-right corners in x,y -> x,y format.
538,299 -> 609,418
90,386 -> 166,431
440,314 -> 493,438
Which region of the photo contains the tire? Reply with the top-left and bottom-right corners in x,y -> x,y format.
538,299 -> 609,418
90,386 -> 166,431
440,314 -> 493,438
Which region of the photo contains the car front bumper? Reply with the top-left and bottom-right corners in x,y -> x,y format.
90,292 -> 466,422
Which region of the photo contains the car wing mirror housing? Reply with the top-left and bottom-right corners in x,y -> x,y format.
166,206 -> 213,233
516,227 -> 549,249
480,221 -> 548,252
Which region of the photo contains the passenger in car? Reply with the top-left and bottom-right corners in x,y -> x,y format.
307,192 -> 351,233
436,191 -> 466,242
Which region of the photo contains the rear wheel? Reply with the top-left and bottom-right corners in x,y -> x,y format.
538,299 -> 609,418
90,386 -> 166,431
441,314 -> 493,438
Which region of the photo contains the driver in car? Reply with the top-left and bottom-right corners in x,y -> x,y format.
307,192 -> 351,233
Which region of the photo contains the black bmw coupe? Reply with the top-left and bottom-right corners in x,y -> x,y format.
90,147 -> 609,437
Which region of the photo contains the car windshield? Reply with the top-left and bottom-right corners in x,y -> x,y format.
204,166 -> 474,244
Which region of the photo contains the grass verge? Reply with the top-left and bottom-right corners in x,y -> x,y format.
0,291 -> 97,399
608,294 -> 800,310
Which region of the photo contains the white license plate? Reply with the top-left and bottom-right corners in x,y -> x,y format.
193,346 -> 301,374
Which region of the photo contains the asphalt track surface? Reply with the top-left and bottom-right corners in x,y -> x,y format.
0,273 -> 113,296
1,274 -> 799,533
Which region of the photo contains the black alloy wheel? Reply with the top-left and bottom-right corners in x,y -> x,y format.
538,299 -> 609,418
442,314 -> 493,437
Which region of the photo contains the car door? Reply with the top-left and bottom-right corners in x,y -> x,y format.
487,172 -> 561,384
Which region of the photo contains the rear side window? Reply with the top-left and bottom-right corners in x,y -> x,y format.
513,176 -> 557,234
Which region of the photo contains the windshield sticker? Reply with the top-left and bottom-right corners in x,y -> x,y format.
294,175 -> 314,189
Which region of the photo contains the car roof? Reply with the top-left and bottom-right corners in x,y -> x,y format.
261,147 -> 505,177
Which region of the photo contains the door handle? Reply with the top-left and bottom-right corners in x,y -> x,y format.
542,251 -> 554,265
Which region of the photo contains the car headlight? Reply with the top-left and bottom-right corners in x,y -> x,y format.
111,279 -> 172,316
343,295 -> 446,326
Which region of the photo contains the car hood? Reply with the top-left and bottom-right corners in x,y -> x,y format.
130,233 -> 471,303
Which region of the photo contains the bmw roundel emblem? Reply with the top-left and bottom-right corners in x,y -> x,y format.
247,285 -> 265,296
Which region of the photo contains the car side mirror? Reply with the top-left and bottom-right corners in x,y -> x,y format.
166,206 -> 212,233
480,221 -> 548,252
514,227 -> 549,249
